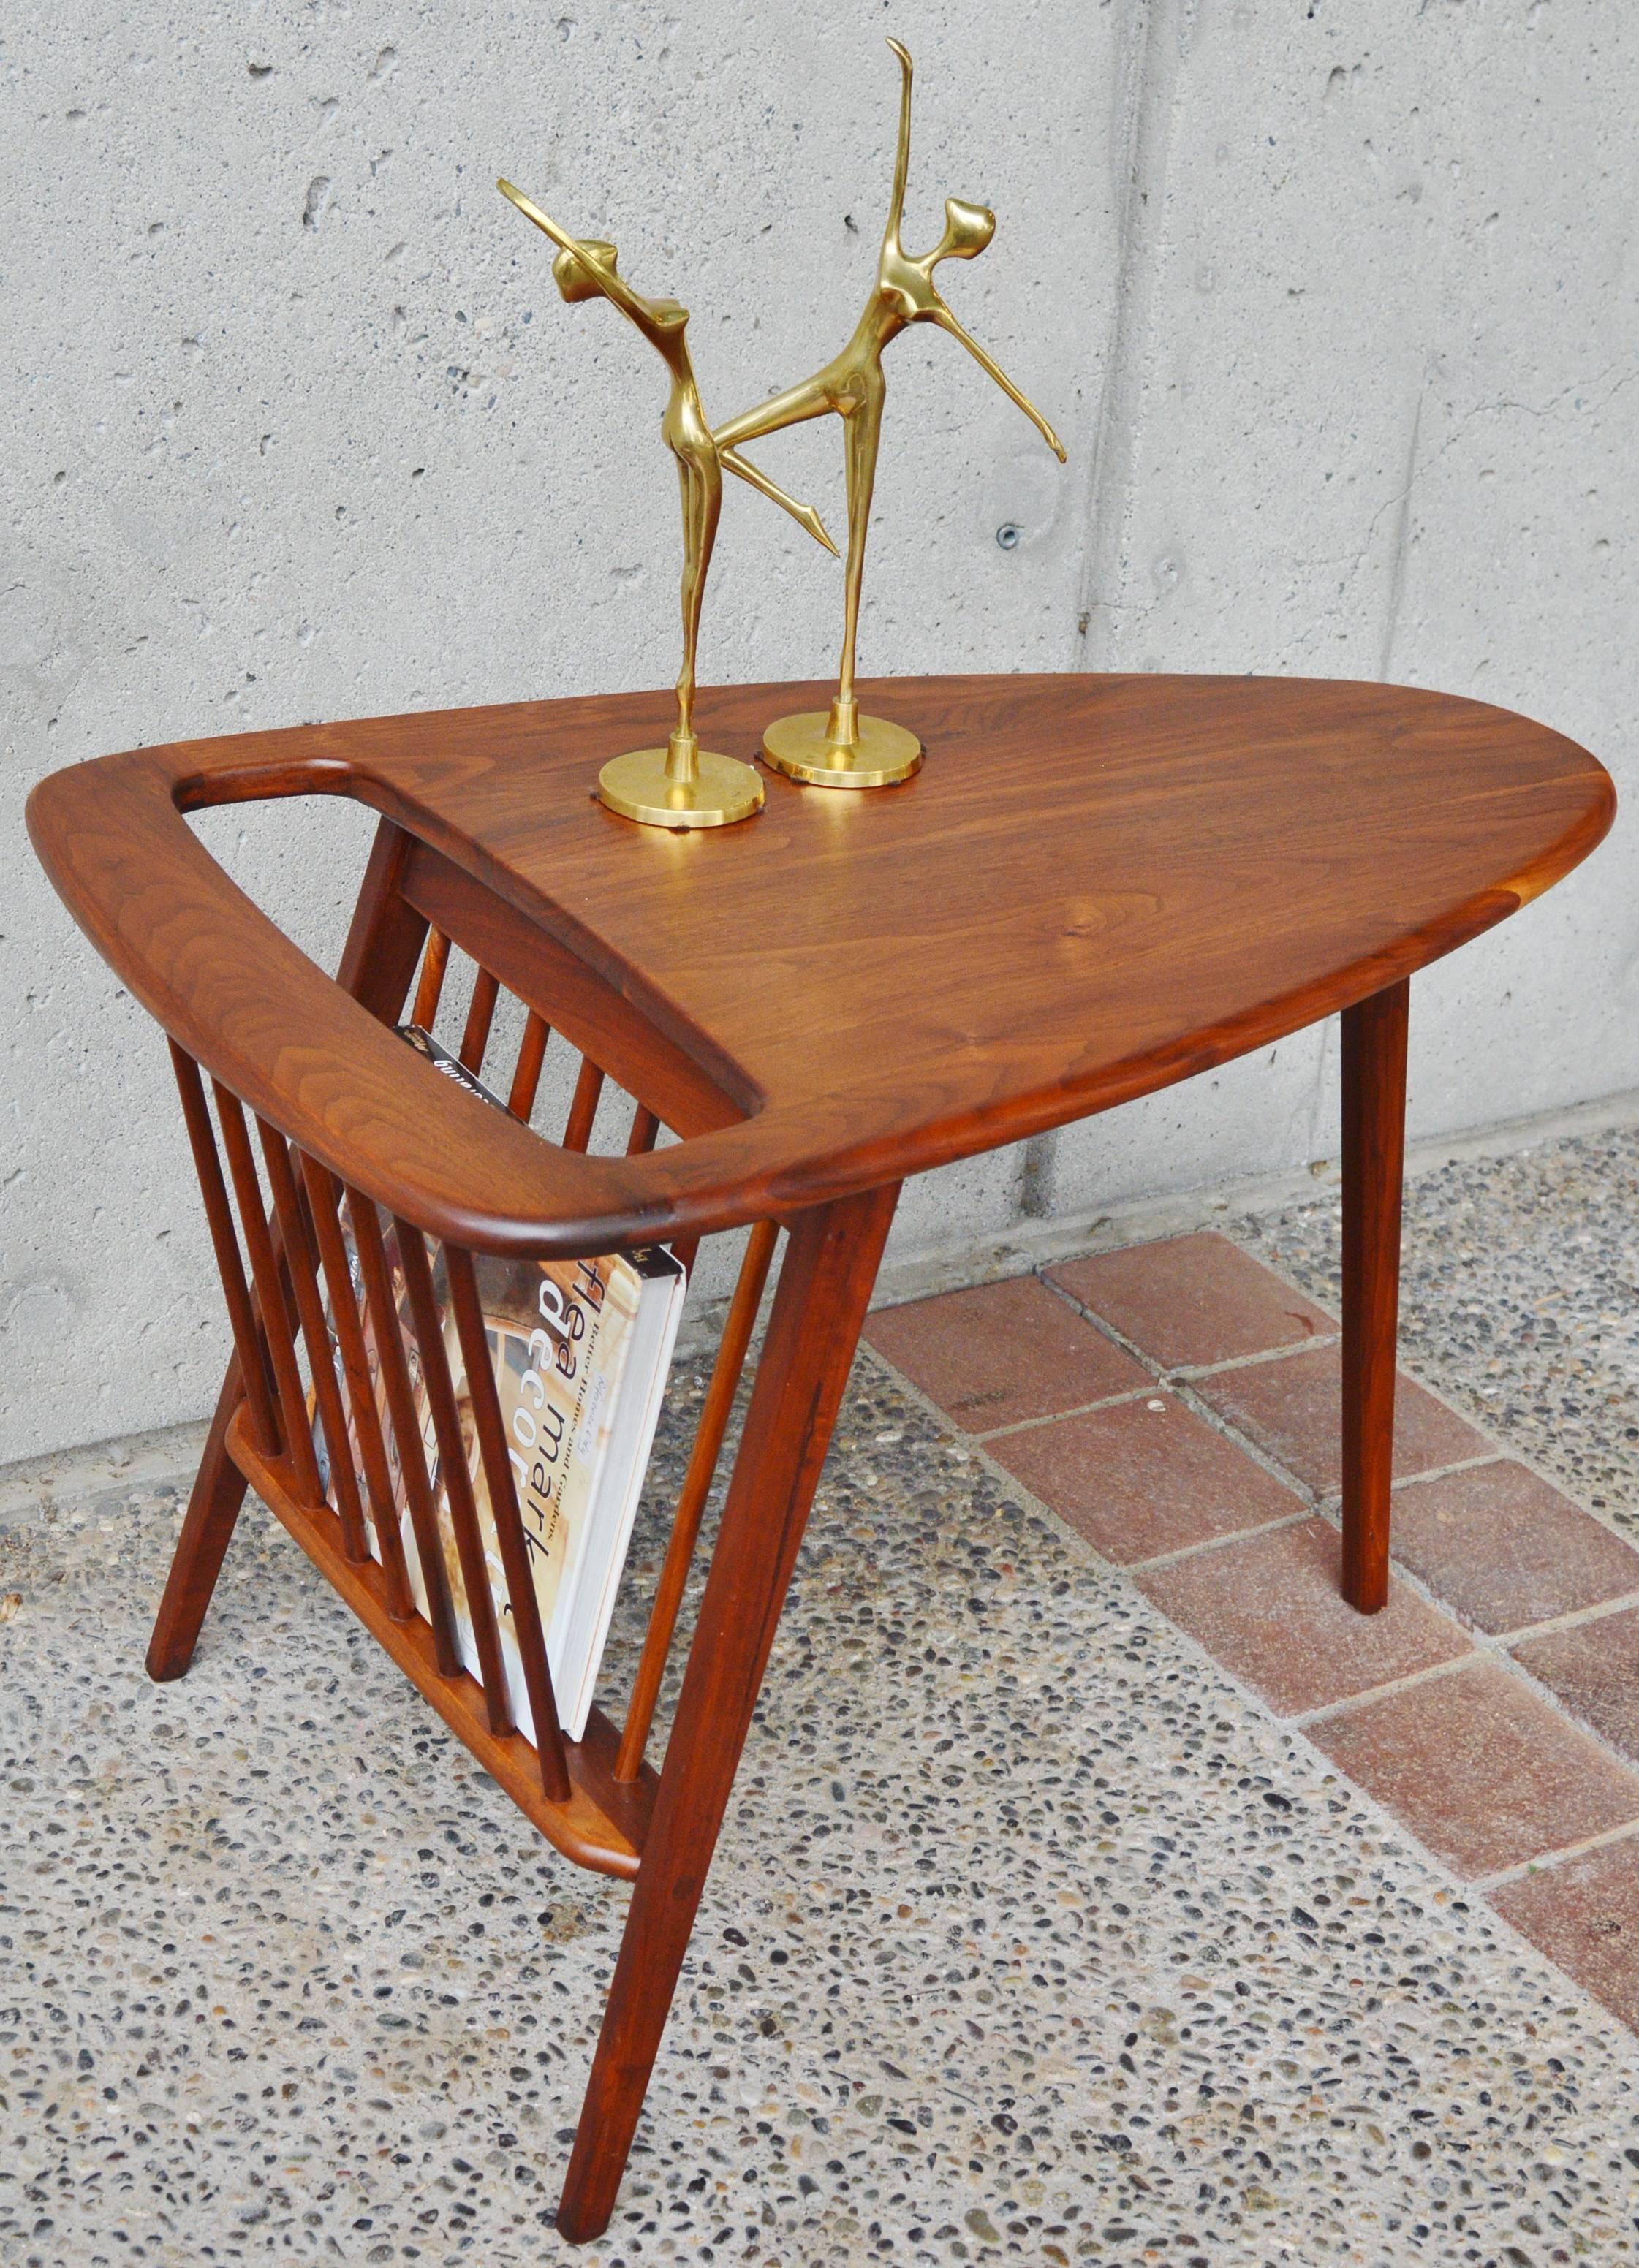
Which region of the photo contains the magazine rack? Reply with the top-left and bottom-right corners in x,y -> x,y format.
26,671 -> 1613,2239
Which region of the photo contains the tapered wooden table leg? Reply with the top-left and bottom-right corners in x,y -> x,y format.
556,1180 -> 899,2243
146,1365 -> 251,1681
1340,978 -> 1409,1614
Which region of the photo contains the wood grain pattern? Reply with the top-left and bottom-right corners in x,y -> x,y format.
334,818 -> 428,1017
27,674 -> 1613,1259
401,842 -> 744,1138
458,964 -> 501,1074
562,1058 -> 606,1153
509,1009 -> 551,1120
411,927 -> 450,1030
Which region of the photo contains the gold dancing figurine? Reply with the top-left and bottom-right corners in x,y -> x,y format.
497,178 -> 839,828
713,39 -> 1067,789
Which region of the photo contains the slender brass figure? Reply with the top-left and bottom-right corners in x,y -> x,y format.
498,178 -> 839,828
713,39 -> 1067,789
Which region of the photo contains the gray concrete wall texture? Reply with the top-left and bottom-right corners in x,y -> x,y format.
4,0 -> 1636,1463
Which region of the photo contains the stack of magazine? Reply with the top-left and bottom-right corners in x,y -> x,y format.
311,1026 -> 685,1743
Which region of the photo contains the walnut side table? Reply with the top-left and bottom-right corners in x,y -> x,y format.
26,671 -> 1613,2239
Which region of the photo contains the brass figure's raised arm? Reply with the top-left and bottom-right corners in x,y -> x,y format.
712,39 -> 1067,788
498,178 -> 838,828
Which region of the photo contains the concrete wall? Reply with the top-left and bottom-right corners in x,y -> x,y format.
4,0 -> 1637,1463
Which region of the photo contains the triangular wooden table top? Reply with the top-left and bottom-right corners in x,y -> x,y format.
28,672 -> 1613,1256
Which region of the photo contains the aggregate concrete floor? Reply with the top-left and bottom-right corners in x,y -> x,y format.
5,1129 -> 1639,2267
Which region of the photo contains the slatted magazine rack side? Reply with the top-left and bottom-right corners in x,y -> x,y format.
151,813 -> 784,1884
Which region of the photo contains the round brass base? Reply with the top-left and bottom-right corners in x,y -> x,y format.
760,710 -> 923,789
596,746 -> 764,830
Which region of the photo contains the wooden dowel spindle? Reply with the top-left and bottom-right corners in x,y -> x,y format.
260,1123 -> 371,1563
410,926 -> 451,1029
627,1104 -> 660,1156
347,1191 -> 463,1675
170,1043 -> 279,1457
446,1248 -> 572,1801
300,1154 -> 415,1618
393,1215 -> 514,1734
563,1057 -> 605,1153
509,1010 -> 551,1121
212,1083 -> 324,1509
615,1219 -> 779,1782
459,966 -> 501,1074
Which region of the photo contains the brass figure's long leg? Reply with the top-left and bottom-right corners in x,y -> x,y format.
833,387 -> 885,739
671,456 -> 722,761
718,445 -> 839,555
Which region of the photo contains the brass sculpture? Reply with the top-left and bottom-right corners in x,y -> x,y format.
497,179 -> 839,828
713,39 -> 1067,789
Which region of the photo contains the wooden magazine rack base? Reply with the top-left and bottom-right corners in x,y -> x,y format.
26,674 -> 1614,2238
142,830 -> 893,2240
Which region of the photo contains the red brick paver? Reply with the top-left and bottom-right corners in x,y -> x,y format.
1309,1662 -> 1639,1880
863,1275 -> 1148,1433
863,1228 -> 1639,2031
1492,1839 -> 1639,2030
1513,1607 -> 1639,1763
1192,1339 -> 1489,1496
1391,1463 -> 1639,1636
1133,1516 -> 1471,1716
1048,1231 -> 1333,1370
987,1392 -> 1303,1565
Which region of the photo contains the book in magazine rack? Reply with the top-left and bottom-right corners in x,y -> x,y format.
26,670 -> 1613,2239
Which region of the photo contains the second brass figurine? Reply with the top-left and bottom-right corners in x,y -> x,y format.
714,38 -> 1066,789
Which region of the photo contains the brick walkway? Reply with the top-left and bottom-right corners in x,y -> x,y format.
863,1230 -> 1639,2033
